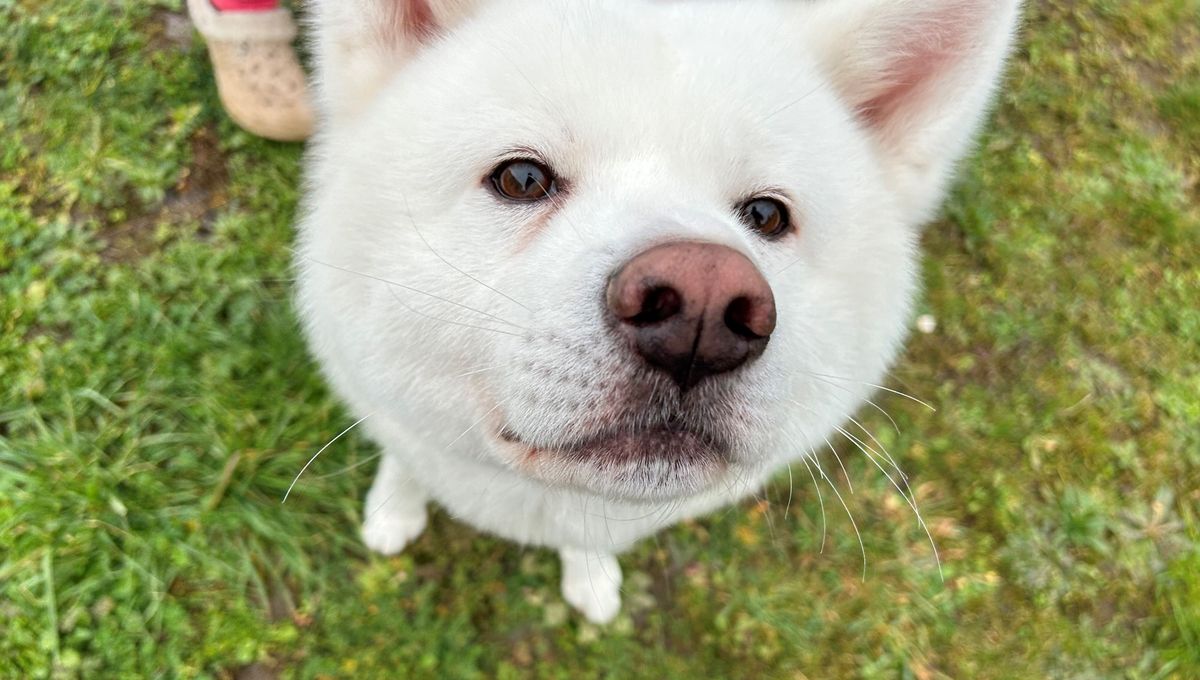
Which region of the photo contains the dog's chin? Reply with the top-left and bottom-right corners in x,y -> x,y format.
494,426 -> 732,503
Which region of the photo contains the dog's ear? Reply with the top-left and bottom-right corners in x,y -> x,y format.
804,0 -> 1023,219
310,0 -> 485,123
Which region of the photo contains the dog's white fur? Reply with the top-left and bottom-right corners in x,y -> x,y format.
296,0 -> 1022,623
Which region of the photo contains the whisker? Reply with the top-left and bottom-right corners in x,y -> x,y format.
301,253 -> 529,331
488,44 -> 588,242
456,365 -> 501,378
455,463 -> 516,524
791,381 -> 907,488
846,413 -> 909,488
365,403 -> 506,522
402,195 -> 531,312
832,424 -> 943,582
282,413 -> 374,503
594,499 -> 614,548
580,496 -> 623,597
805,441 -> 866,580
652,494 -> 686,529
531,176 -> 587,241
386,287 -> 523,338
314,452 -> 382,480
720,459 -> 758,520
763,82 -> 826,122
783,462 -> 795,523
755,487 -> 781,552
807,372 -> 903,435
804,370 -> 936,412
797,455 -> 826,553
773,256 -> 804,277
785,399 -> 857,495
445,401 -> 507,450
587,500 -> 679,523
824,433 -> 854,494
860,395 -> 902,435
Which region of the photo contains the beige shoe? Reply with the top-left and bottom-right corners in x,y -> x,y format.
187,0 -> 315,142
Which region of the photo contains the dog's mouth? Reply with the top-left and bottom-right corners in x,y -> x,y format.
500,424 -> 729,462
495,421 -> 733,501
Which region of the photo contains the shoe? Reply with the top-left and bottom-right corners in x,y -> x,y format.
186,0 -> 315,142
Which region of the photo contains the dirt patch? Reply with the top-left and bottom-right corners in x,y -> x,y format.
231,662 -> 279,680
146,8 -> 195,53
100,126 -> 228,263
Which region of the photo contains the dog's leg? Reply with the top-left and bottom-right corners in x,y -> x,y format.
559,547 -> 622,624
361,454 -> 428,555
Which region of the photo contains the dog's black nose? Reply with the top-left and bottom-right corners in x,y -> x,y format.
606,241 -> 776,391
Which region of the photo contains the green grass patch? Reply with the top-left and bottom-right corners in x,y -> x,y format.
2,0 -> 1198,677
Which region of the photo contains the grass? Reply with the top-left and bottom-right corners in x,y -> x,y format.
1,0 -> 1198,677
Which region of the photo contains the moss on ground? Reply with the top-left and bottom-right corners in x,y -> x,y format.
2,0 -> 1198,677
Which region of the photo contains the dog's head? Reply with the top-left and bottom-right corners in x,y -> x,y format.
297,0 -> 1021,502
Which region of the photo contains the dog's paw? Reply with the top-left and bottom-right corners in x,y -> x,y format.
562,574 -> 622,624
559,548 -> 622,624
361,506 -> 427,556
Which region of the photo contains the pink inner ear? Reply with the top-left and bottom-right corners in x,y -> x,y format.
383,0 -> 438,43
856,4 -> 981,130
405,0 -> 437,37
858,51 -> 957,128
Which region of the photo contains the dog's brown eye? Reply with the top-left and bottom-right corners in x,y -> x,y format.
740,197 -> 791,239
490,160 -> 557,202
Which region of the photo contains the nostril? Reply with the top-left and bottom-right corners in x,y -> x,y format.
607,242 -> 776,391
724,296 -> 773,340
630,286 -> 682,326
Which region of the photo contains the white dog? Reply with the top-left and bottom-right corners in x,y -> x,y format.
295,0 -> 1022,623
